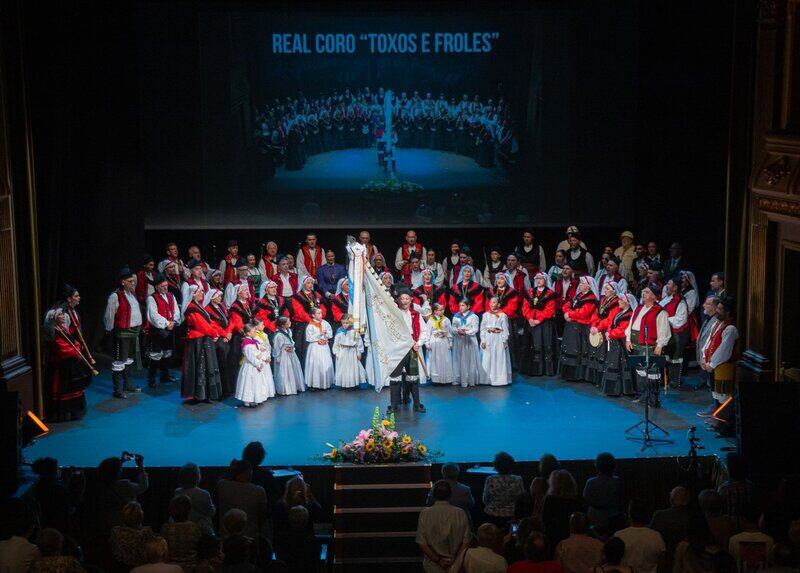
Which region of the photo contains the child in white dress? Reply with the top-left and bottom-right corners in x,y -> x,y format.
422,303 -> 454,384
272,316 -> 305,395
480,296 -> 513,386
235,322 -> 275,407
304,308 -> 335,390
451,299 -> 481,387
332,314 -> 367,388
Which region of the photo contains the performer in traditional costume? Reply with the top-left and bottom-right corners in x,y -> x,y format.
181,285 -> 223,403
451,299 -> 481,388
565,233 -> 594,277
332,314 -> 366,388
235,322 -> 275,407
516,230 -> 547,277
258,241 -> 279,279
423,249 -> 445,287
521,272 -> 558,376
104,268 -> 143,398
448,265 -> 485,316
357,231 -> 380,262
186,245 -> 212,276
413,270 -> 448,317
394,230 -> 426,281
585,281 -> 621,386
224,261 -> 257,308
254,280 -> 286,334
697,297 -> 738,418
296,233 -> 325,280
482,246 -> 507,288
420,303 -> 454,385
289,276 -> 326,366
145,274 -> 181,388
679,270 -> 701,343
272,316 -> 306,395
601,290 -> 637,397
134,255 -> 156,306
596,256 -> 628,296
304,307 -> 334,390
505,253 -> 532,295
559,276 -> 599,382
442,240 -> 461,284
218,240 -> 241,285
204,288 -> 233,393
226,284 -> 254,396
480,297 -> 512,386
660,278 -> 690,388
486,272 -> 520,368
370,253 -> 391,277
42,306 -> 92,421
387,291 -> 425,413
380,271 -> 402,300
625,284 -> 671,406
554,263 -> 579,335
547,250 -> 567,287
159,242 -> 188,278
182,258 -> 210,303
327,278 -> 350,334
272,256 -> 299,298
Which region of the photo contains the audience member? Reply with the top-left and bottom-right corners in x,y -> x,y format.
273,505 -> 320,572
130,537 -> 182,573
416,481 -> 471,573
160,494 -> 201,570
218,460 -> 267,538
194,534 -> 223,573
717,453 -> 755,518
31,457 -> 84,535
649,486 -> 692,570
92,455 -> 149,532
592,537 -> 633,573
461,523 -> 506,573
516,477 -> 549,520
698,489 -> 738,551
539,454 -> 561,481
175,462 -> 216,534
507,531 -> 563,573
582,453 -> 623,535
30,529 -> 83,573
672,513 -> 718,573
242,442 -> 282,515
504,517 -> 546,565
614,500 -> 665,573
221,535 -> 257,573
109,501 -> 155,569
554,513 -> 603,573
541,470 -> 587,549
0,502 -> 40,573
728,503 -> 774,571
426,462 -> 476,515
272,476 -> 323,541
482,452 -> 525,526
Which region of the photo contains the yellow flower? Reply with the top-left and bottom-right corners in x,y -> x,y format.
383,439 -> 394,449
381,448 -> 392,460
402,446 -> 411,455
365,439 -> 376,452
329,448 -> 338,459
417,444 -> 428,455
401,435 -> 412,444
381,419 -> 391,427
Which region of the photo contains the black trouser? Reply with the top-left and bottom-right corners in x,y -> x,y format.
389,350 -> 420,409
112,334 -> 138,393
147,328 -> 174,382
665,330 -> 689,388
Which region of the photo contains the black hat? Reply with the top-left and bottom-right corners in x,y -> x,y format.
608,255 -> 622,266
154,273 -> 169,285
641,283 -> 661,297
118,267 -> 134,281
395,285 -> 414,298
187,258 -> 202,269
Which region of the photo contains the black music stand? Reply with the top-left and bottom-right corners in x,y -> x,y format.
625,354 -> 673,450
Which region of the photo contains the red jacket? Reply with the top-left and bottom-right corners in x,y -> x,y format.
412,284 -> 448,309
228,300 -> 254,335
606,308 -> 633,341
594,296 -> 621,331
448,281 -> 485,315
290,291 -> 327,324
522,288 -> 557,322
554,277 -> 579,310
328,294 -> 349,323
485,286 -> 519,317
563,293 -> 598,326
254,296 -> 286,333
184,304 -> 223,339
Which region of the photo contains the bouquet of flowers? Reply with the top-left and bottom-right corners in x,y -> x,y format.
321,407 -> 442,464
361,174 -> 423,194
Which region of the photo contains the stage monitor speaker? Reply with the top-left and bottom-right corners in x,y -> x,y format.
736,380 -> 800,477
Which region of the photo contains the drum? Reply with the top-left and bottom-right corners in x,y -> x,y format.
589,331 -> 604,348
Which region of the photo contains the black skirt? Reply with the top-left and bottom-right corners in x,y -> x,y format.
559,321 -> 589,381
215,338 -> 231,395
44,358 -> 91,422
520,320 -> 558,377
182,337 -> 222,401
226,332 -> 244,396
601,338 -> 635,396
585,336 -> 608,385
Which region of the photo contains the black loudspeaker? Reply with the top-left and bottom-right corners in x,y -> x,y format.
736,380 -> 800,477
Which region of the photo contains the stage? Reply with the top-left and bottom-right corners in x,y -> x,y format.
26,361 -> 733,468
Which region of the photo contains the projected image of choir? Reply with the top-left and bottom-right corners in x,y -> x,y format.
253,87 -> 519,173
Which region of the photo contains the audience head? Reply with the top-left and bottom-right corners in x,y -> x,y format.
35,528 -> 64,557
178,462 -> 201,489
441,462 -> 461,481
228,459 -> 252,482
98,456 -> 123,484
739,503 -> 762,529
144,537 -> 169,564
670,486 -> 690,508
121,501 -> 145,528
493,451 -> 515,475
530,477 -> 548,500
283,476 -> 309,506
222,534 -> 250,565
287,505 -> 310,533
242,441 -> 266,468
548,469 -> 578,499
476,523 -> 500,550
169,494 -> 192,523
710,272 -> 724,292
432,480 -> 453,501
223,508 -> 248,536
594,452 -> 616,476
698,489 -> 723,517
539,453 -> 560,479
31,457 -> 59,481
523,531 -> 550,563
569,512 -> 590,535
628,499 -> 650,525
603,537 -> 626,565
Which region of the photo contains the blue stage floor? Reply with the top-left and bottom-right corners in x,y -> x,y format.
26,364 -> 732,468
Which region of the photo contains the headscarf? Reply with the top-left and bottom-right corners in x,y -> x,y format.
203,288 -> 222,308
579,275 -> 599,299
494,272 -> 513,290
603,280 -> 619,298
296,275 -> 315,293
182,284 -> 199,315
379,271 -> 394,285
623,293 -> 638,311
680,270 -> 699,294
335,277 -> 349,295
455,264 -> 475,285
532,272 -> 552,290
259,279 -> 278,298
421,268 -> 434,283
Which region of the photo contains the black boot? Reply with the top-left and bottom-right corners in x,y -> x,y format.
123,369 -> 141,393
159,367 -> 178,384
147,363 -> 158,388
112,371 -> 127,399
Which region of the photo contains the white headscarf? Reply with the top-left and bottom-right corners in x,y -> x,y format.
297,275 -> 315,294
624,293 -> 638,311
532,272 -> 552,290
380,271 -> 394,285
680,270 -> 699,294
456,264 -> 475,285
494,272 -> 513,290
203,288 -> 222,308
579,275 -> 599,299
259,279 -> 278,299
603,280 -> 619,298
335,277 -> 349,295
182,284 -> 199,315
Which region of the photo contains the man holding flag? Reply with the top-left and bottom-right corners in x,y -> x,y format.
388,289 -> 425,413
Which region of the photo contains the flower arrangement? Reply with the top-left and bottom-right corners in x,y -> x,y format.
361,174 -> 423,194
322,407 -> 441,464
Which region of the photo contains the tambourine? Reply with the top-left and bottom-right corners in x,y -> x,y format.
588,331 -> 604,348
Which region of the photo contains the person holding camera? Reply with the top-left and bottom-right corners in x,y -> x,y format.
92,452 -> 149,533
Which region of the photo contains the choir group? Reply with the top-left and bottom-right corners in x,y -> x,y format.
39,226 -> 737,425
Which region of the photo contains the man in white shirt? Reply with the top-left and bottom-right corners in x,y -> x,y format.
463,523 -> 507,573
696,296 -> 720,413
699,297 -> 739,424
273,256 -> 298,298
296,233 -> 325,279
146,274 -> 181,387
395,229 -> 427,274
416,481 -> 471,573
728,504 -> 774,572
625,285 -> 670,405
105,268 -> 144,398
442,240 -> 461,284
659,278 -> 690,388
615,500 -> 665,573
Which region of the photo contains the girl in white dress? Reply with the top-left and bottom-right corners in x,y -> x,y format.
480,296 -> 513,386
235,323 -> 275,407
304,308 -> 334,390
332,314 -> 367,388
451,299 -> 481,387
421,303 -> 454,384
272,316 -> 305,395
